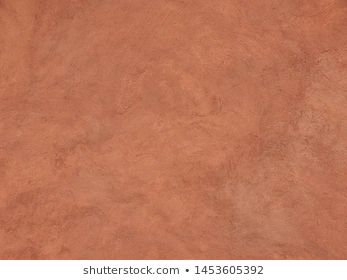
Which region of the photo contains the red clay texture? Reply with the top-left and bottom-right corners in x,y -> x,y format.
0,0 -> 347,259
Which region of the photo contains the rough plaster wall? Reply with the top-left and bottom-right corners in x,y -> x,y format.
0,0 -> 346,259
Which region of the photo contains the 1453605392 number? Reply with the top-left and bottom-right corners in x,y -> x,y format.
194,265 -> 263,275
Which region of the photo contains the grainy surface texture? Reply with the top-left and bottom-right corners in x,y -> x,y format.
0,0 -> 347,260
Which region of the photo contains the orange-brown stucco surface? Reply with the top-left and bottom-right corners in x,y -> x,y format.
0,0 -> 347,259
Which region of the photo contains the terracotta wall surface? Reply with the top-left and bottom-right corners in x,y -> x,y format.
0,0 -> 346,260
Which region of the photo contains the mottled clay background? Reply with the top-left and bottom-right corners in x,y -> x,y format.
0,0 -> 347,259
